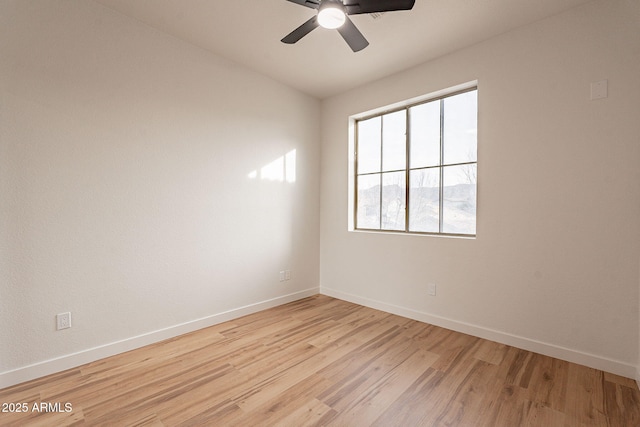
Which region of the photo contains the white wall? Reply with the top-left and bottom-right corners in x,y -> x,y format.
320,0 -> 640,377
0,0 -> 320,386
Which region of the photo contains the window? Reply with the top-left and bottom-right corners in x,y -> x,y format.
355,88 -> 477,236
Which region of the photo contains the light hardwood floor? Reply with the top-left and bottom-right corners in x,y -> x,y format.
1,295 -> 639,426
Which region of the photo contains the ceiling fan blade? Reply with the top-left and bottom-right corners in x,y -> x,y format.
337,16 -> 369,52
282,16 -> 320,44
344,0 -> 415,15
284,0 -> 320,10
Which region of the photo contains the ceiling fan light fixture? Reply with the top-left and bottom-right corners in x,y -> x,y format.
317,4 -> 346,29
282,0 -> 415,52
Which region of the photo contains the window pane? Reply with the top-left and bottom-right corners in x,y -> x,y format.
410,101 -> 440,169
357,174 -> 381,229
354,87 -> 477,236
443,90 -> 477,165
442,164 -> 477,234
357,117 -> 381,174
409,169 -> 440,233
382,110 -> 406,172
381,171 -> 406,230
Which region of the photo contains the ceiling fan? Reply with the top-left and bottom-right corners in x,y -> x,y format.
281,0 -> 416,52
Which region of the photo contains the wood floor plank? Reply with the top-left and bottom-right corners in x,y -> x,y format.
230,374 -> 332,427
325,348 -> 440,426
370,367 -> 446,426
473,339 -> 510,365
522,400 -> 567,427
1,295 -> 639,426
274,398 -> 335,427
527,353 -> 569,412
564,363 -> 608,426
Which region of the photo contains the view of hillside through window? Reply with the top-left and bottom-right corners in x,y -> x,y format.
355,88 -> 477,236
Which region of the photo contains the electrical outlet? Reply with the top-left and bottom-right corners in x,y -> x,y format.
590,80 -> 608,100
279,270 -> 292,282
56,312 -> 71,330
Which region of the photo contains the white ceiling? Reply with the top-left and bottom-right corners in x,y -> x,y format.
95,0 -> 593,99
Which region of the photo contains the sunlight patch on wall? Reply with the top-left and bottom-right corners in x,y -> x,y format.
248,149 -> 296,183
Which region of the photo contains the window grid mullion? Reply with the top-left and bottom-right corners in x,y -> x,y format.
358,168 -> 407,176
405,108 -> 410,232
408,161 -> 476,173
354,122 -> 359,229
439,98 -> 444,234
379,116 -> 384,230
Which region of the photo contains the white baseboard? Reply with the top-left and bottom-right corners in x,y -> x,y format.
0,288 -> 318,390
320,287 -> 637,380
636,368 -> 640,391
